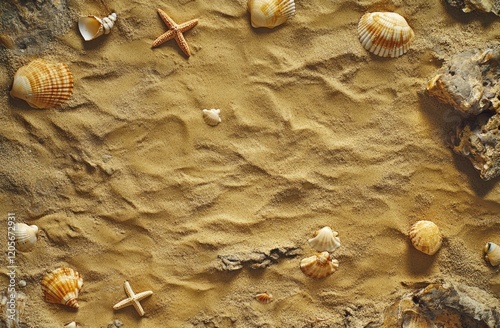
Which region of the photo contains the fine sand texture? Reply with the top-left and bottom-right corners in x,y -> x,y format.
1,0 -> 500,327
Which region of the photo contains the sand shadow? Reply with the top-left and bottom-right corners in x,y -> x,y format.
440,1 -> 499,27
406,240 -> 438,275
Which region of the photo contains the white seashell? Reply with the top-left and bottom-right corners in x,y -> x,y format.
14,223 -> 39,252
409,220 -> 442,255
248,0 -> 295,28
41,267 -> 83,308
358,12 -> 415,58
202,108 -> 222,126
64,322 -> 78,328
78,13 -> 117,41
255,292 -> 273,304
308,226 -> 341,252
300,251 -> 339,279
483,242 -> 500,266
10,59 -> 74,109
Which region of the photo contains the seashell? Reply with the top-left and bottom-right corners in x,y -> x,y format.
248,0 -> 295,28
78,13 -> 117,41
357,12 -> 415,58
409,220 -> 442,256
300,251 -> 339,279
202,108 -> 222,126
483,242 -> 500,266
14,223 -> 39,252
308,226 -> 341,252
256,292 -> 273,304
41,267 -> 83,309
64,322 -> 78,328
10,59 -> 74,109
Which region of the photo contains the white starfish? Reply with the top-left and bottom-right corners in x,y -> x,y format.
113,281 -> 153,317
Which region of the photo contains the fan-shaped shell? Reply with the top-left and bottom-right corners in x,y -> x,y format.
202,108 -> 221,126
248,0 -> 295,28
483,242 -> 500,266
300,251 -> 339,279
78,13 -> 117,41
14,223 -> 39,252
10,59 -> 73,109
41,267 -> 83,308
358,12 -> 415,58
256,292 -> 273,304
308,226 -> 341,252
409,220 -> 442,255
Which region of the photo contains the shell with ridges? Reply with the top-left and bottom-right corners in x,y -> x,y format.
300,251 -> 339,279
409,220 -> 442,256
256,292 -> 273,304
202,108 -> 221,126
78,13 -> 117,41
358,12 -> 415,58
41,267 -> 83,308
14,223 -> 39,252
483,242 -> 500,266
10,59 -> 73,109
248,0 -> 295,28
308,226 -> 341,252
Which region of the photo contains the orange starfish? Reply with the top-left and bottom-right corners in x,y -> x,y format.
152,9 -> 199,57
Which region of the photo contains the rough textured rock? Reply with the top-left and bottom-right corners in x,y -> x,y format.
453,112 -> 500,180
445,0 -> 500,16
381,281 -> 500,328
427,45 -> 500,116
217,246 -> 302,271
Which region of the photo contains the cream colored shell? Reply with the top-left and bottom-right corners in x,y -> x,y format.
10,59 -> 74,109
248,0 -> 295,28
358,12 -> 415,58
78,13 -> 117,41
255,292 -> 273,304
409,220 -> 442,255
202,109 -> 222,126
300,251 -> 339,279
308,226 -> 341,252
41,267 -> 83,308
483,242 -> 500,266
14,223 -> 39,252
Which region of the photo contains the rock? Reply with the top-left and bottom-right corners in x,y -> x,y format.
217,246 -> 302,271
427,45 -> 500,116
445,0 -> 500,16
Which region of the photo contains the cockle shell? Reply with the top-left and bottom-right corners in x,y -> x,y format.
300,251 -> 339,279
256,292 -> 273,304
64,322 -> 78,328
409,220 -> 442,256
78,13 -> 117,41
308,226 -> 341,252
357,12 -> 415,58
202,108 -> 222,126
10,59 -> 74,109
248,0 -> 295,28
483,242 -> 500,266
41,267 -> 83,308
14,223 -> 39,252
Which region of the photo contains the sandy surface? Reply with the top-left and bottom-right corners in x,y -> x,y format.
0,0 -> 499,327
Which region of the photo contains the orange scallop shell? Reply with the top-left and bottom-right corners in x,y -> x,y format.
300,252 -> 339,279
41,267 -> 83,308
409,220 -> 442,256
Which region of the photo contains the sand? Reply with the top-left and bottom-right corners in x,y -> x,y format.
0,0 -> 499,327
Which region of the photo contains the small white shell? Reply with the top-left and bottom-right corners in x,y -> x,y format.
358,12 -> 415,58
202,109 -> 222,126
483,242 -> 500,266
15,223 -> 39,252
78,13 -> 117,41
409,220 -> 442,256
248,0 -> 295,28
64,322 -> 78,328
300,251 -> 339,279
308,226 -> 341,252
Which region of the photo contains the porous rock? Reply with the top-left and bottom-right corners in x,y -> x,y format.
445,0 -> 500,16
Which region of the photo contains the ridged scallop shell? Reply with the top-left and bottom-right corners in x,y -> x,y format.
14,223 -> 39,252
409,220 -> 442,255
308,226 -> 341,252
248,0 -> 295,28
202,108 -> 222,126
78,13 -> 117,41
483,242 -> 500,266
10,59 -> 74,109
358,12 -> 415,58
300,251 -> 339,279
256,292 -> 273,304
41,267 -> 83,308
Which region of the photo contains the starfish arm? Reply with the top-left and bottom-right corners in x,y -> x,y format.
157,9 -> 177,28
113,298 -> 133,310
134,290 -> 154,301
175,32 -> 191,57
152,30 -> 176,48
178,19 -> 199,32
133,301 -> 146,316
124,281 -> 135,297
